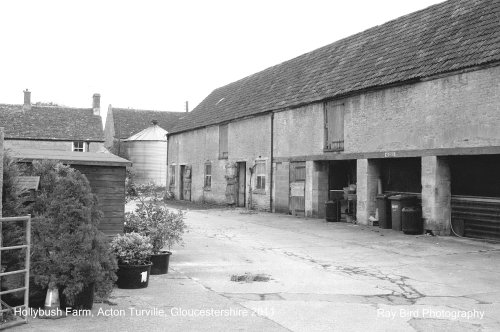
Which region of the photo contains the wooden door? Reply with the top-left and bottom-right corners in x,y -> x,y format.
182,165 -> 192,201
290,162 -> 306,216
237,162 -> 246,207
179,165 -> 185,200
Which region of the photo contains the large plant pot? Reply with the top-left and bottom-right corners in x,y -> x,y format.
60,282 -> 95,310
150,251 -> 172,275
116,263 -> 152,289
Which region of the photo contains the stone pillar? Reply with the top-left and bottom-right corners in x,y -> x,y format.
356,159 -> 380,225
305,161 -> 329,218
314,161 -> 329,218
421,156 -> 451,235
274,161 -> 290,213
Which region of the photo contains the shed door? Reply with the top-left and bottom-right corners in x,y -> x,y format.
290,162 -> 306,216
237,162 -> 246,207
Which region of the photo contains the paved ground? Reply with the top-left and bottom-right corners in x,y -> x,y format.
9,203 -> 500,331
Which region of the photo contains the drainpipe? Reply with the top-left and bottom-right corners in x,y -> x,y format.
270,112 -> 274,211
165,133 -> 169,190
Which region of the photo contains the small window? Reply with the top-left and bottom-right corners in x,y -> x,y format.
219,124 -> 228,159
73,141 -> 85,152
255,161 -> 266,190
204,163 -> 212,189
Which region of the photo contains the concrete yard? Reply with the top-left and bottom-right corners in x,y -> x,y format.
10,205 -> 500,332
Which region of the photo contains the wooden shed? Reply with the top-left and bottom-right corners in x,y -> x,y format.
123,120 -> 168,186
11,148 -> 131,237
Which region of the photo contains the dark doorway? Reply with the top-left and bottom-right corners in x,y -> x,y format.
380,157 -> 421,194
328,160 -> 356,191
237,162 -> 246,207
450,155 -> 500,197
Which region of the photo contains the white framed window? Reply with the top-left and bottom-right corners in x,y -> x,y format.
255,161 -> 266,190
73,141 -> 86,152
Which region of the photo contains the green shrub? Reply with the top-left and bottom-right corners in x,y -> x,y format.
110,233 -> 152,265
125,183 -> 186,254
28,160 -> 117,304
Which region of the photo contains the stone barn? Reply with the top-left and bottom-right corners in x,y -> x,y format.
167,0 -> 500,241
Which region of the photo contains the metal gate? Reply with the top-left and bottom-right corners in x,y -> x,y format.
290,162 -> 306,216
0,215 -> 31,329
451,196 -> 500,241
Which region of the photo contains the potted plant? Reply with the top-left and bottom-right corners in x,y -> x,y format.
125,183 -> 186,275
111,232 -> 153,288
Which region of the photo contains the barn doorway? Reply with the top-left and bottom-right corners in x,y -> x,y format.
450,154 -> 500,241
180,165 -> 192,201
236,162 -> 246,207
179,165 -> 185,200
289,161 -> 306,216
328,160 -> 356,220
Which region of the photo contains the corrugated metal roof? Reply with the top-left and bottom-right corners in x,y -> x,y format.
124,123 -> 168,141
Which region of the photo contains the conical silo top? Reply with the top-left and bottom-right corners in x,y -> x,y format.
124,120 -> 168,141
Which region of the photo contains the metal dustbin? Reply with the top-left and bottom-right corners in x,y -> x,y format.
377,194 -> 392,229
389,194 -> 418,231
402,207 -> 423,234
325,200 -> 341,222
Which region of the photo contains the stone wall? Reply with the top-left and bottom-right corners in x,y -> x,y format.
273,66 -> 500,159
168,114 -> 272,210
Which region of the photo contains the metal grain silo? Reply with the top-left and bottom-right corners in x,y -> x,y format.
124,120 -> 168,186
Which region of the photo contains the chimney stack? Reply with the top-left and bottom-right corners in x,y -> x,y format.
185,101 -> 189,113
23,89 -> 31,111
92,93 -> 101,116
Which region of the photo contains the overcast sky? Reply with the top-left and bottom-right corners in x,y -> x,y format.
1,0 -> 443,123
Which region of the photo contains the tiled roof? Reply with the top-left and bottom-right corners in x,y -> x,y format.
111,108 -> 185,139
170,0 -> 500,134
0,104 -> 104,141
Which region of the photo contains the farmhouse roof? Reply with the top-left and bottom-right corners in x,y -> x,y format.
170,0 -> 500,134
110,108 -> 184,139
0,104 -> 104,141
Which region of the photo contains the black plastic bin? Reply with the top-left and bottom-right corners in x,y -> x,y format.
377,194 -> 392,229
402,207 -> 423,235
389,194 -> 418,231
325,200 -> 341,222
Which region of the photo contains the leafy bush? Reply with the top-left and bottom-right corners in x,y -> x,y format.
110,233 -> 152,265
27,160 -> 117,304
125,183 -> 186,254
125,167 -> 137,202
